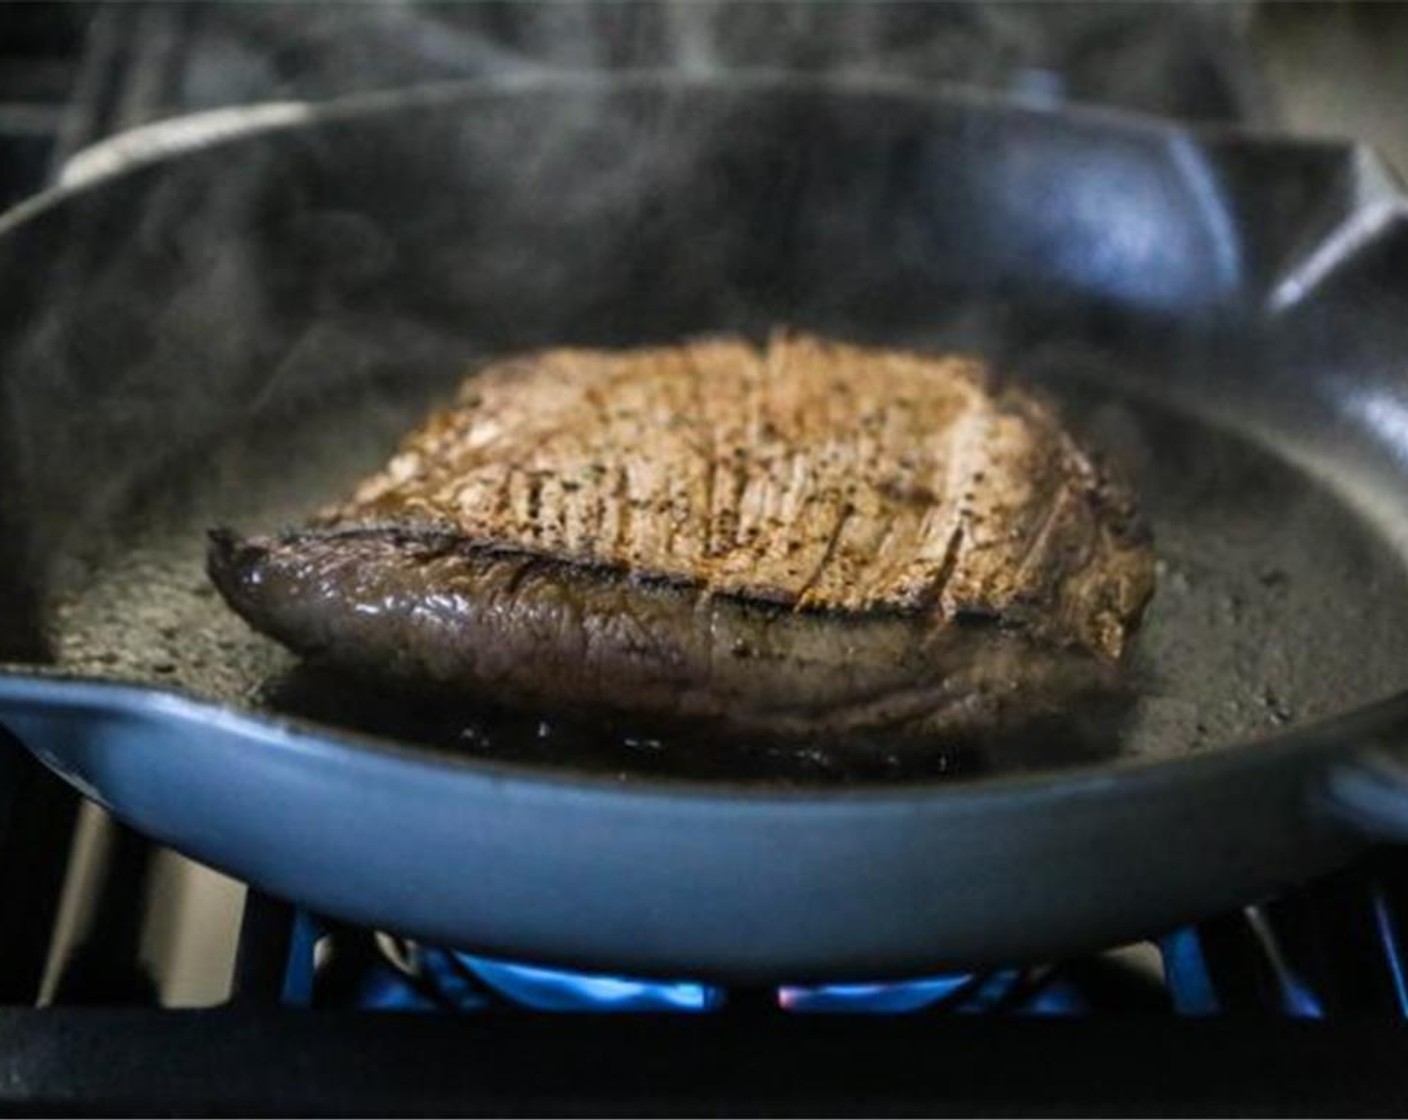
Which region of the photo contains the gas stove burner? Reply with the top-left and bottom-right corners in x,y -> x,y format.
398,942 -> 1036,1016
361,935 -> 1161,1016
334,889 -> 1407,1020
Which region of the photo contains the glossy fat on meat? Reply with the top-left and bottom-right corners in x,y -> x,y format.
209,332 -> 1155,737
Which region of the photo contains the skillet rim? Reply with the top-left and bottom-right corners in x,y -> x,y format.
2,68 -> 1394,238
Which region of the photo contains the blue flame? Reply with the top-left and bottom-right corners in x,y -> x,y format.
1017,980 -> 1090,1017
1371,887 -> 1408,1019
780,969 -> 1091,1015
358,966 -> 460,1012
418,948 -> 493,1011
1159,928 -> 1220,1016
279,910 -> 323,1008
778,975 -> 974,1013
412,954 -> 1093,1015
457,955 -> 723,1012
952,971 -> 1026,1014
1276,972 -> 1326,1020
1244,907 -> 1325,1020
352,940 -> 1135,1016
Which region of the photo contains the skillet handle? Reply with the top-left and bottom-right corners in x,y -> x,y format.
1323,745 -> 1408,842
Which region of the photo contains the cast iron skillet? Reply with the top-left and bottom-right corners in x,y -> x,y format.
2,75 -> 1408,981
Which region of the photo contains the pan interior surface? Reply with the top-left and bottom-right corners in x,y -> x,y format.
6,80 -> 1408,787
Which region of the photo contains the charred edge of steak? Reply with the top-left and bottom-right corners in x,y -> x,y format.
214,520 -> 1121,627
207,523 -> 1119,739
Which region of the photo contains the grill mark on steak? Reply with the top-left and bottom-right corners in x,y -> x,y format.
931,524 -> 967,614
683,347 -> 717,558
209,331 -> 1155,739
795,498 -> 853,608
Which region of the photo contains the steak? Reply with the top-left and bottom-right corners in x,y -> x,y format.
208,332 -> 1154,738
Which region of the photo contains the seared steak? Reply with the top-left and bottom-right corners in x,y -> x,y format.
209,332 -> 1154,737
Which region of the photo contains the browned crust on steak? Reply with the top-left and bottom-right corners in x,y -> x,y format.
209,331 -> 1155,738
325,331 -> 1152,660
